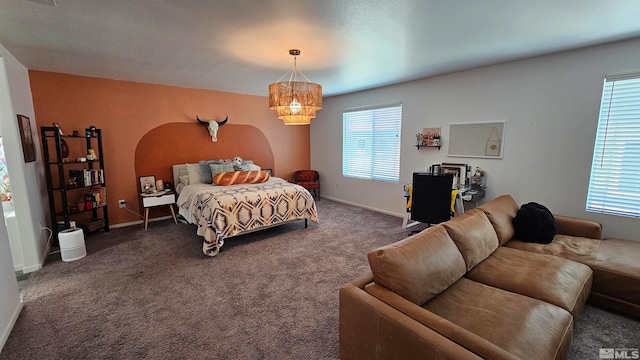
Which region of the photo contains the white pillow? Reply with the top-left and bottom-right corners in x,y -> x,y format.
179,174 -> 189,186
247,163 -> 261,171
186,163 -> 202,185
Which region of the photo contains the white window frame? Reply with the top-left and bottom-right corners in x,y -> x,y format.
586,73 -> 640,218
342,104 -> 402,182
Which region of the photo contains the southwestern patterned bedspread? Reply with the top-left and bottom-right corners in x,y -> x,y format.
177,178 -> 318,256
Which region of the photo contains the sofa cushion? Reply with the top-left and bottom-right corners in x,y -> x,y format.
424,278 -> 574,360
367,226 -> 467,305
441,209 -> 499,270
476,194 -> 519,245
591,238 -> 640,307
504,234 -> 600,266
505,236 -> 640,318
364,281 -> 520,360
512,202 -> 557,244
467,247 -> 592,318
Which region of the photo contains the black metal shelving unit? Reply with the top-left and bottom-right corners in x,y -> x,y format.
41,126 -> 109,242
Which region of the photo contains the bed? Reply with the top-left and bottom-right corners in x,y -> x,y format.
172,164 -> 318,257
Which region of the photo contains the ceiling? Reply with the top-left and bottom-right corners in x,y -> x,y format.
1,0 -> 640,97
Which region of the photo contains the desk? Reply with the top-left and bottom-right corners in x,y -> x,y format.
402,186 -> 486,229
141,192 -> 177,230
459,187 -> 486,208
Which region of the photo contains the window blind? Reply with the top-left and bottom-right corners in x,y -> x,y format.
586,74 -> 640,218
342,104 -> 402,182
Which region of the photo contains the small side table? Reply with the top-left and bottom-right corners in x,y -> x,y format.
141,192 -> 178,230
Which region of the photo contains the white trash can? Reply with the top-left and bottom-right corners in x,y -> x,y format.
58,228 -> 87,262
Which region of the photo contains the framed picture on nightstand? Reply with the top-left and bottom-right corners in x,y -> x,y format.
139,175 -> 156,193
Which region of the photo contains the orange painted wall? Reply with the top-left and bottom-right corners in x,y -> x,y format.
29,71 -> 310,226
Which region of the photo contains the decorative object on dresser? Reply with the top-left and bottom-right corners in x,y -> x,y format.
472,166 -> 487,188
86,148 -> 97,160
41,126 -> 109,242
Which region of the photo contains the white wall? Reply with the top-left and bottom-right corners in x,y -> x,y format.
0,44 -> 50,272
0,58 -> 23,352
312,37 -> 640,240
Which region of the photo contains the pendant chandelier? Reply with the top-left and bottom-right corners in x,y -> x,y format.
268,49 -> 322,125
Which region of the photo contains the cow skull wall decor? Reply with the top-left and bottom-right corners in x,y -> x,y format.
196,115 -> 228,142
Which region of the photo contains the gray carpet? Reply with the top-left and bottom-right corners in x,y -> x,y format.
1,200 -> 638,359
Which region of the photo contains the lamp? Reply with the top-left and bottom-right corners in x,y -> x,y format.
269,49 -> 322,125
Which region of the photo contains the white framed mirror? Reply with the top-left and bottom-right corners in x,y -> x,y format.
448,121 -> 505,159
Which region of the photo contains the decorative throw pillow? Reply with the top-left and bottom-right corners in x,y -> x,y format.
179,174 -> 189,186
512,202 -> 557,244
186,163 -> 202,185
247,163 -> 261,171
200,160 -> 233,184
213,170 -> 270,186
208,162 -> 236,182
199,160 -> 220,184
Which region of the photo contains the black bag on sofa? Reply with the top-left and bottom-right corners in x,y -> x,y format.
512,202 -> 557,244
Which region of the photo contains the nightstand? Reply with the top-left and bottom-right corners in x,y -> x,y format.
141,192 -> 178,230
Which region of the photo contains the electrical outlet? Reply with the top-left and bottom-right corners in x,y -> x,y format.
118,199 -> 126,208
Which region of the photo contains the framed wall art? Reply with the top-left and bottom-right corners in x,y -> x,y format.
448,121 -> 505,159
17,114 -> 36,162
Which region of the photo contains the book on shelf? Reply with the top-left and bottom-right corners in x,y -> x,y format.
69,169 -> 104,187
84,187 -> 107,210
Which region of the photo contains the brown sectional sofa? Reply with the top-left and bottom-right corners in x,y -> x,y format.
481,195 -> 640,318
339,194 -> 639,360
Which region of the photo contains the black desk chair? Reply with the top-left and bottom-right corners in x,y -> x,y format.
410,172 -> 455,229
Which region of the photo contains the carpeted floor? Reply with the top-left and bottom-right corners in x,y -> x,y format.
1,200 -> 638,359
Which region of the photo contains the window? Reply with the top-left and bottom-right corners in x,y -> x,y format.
0,138 -> 10,196
586,74 -> 640,218
343,104 -> 402,182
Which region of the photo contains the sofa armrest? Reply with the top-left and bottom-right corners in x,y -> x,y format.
339,277 -> 483,360
554,215 -> 602,239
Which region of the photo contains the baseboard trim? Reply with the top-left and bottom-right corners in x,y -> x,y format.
110,198 -> 403,229
318,196 -> 404,219
110,215 -> 173,229
0,300 -> 23,351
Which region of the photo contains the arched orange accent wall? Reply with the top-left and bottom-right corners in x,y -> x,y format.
29,71 -> 310,226
134,123 -> 274,185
